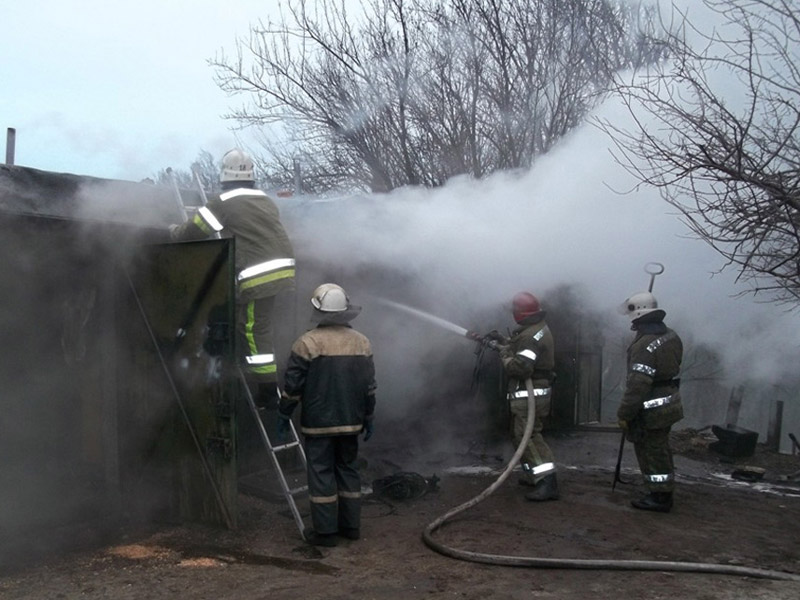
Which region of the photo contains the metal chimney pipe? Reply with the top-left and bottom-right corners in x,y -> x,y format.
5,128 -> 15,165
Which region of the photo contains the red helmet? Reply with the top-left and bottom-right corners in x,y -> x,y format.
512,292 -> 541,323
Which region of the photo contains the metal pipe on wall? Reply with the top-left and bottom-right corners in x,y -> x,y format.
5,128 -> 15,165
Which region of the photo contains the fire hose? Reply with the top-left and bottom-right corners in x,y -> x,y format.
369,299 -> 800,581
421,380 -> 800,582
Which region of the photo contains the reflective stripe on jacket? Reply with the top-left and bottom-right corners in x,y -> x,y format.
172,187 -> 295,300
618,324 -> 684,428
504,319 -> 555,394
280,324 -> 377,437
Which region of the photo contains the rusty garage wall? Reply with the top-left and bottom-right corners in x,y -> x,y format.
0,165 -> 238,568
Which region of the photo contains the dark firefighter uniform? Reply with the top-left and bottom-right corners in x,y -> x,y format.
170,186 -> 295,386
618,311 -> 683,508
279,307 -> 377,545
501,316 -> 557,488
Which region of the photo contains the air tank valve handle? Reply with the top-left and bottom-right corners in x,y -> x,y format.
644,262 -> 664,292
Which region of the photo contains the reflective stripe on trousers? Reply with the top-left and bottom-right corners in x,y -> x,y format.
643,394 -> 673,409
522,461 -> 556,476
238,296 -> 276,382
305,436 -> 361,535
512,387 -> 551,399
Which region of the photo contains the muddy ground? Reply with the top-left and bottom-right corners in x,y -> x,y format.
1,428 -> 799,600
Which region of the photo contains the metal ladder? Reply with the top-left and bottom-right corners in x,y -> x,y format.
167,172 -> 308,536
237,367 -> 309,536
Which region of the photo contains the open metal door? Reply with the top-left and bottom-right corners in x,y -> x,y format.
123,238 -> 238,529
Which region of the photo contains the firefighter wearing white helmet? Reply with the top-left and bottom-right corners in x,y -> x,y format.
169,148 -> 295,409
617,291 -> 684,513
311,283 -> 350,313
220,148 -> 255,182
278,283 -> 376,547
619,291 -> 660,321
492,291 -> 559,502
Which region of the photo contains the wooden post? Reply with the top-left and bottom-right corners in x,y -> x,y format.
766,400 -> 784,452
725,386 -> 744,427
789,433 -> 800,456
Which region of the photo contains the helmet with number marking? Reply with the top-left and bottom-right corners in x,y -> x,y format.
220,148 -> 254,182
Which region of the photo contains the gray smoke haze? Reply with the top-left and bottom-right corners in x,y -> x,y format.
282,88 -> 800,453
72,180 -> 182,229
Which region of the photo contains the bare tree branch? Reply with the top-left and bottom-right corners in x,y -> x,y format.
211,0 -> 666,193
599,0 -> 800,306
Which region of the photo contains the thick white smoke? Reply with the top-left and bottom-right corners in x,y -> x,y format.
283,86 -> 800,451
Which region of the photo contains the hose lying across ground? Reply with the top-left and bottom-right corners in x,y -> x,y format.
422,380 -> 800,582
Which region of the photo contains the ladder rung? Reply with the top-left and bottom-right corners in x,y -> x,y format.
236,366 -> 307,537
273,440 -> 301,452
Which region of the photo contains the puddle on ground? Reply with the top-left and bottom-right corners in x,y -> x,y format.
704,472 -> 800,498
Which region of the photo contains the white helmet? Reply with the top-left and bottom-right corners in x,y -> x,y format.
619,291 -> 659,321
311,283 -> 349,312
220,148 -> 254,182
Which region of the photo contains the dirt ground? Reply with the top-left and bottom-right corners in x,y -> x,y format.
1,428 -> 799,600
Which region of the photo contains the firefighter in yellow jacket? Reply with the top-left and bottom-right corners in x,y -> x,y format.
496,292 -> 559,501
617,291 -> 684,513
169,149 -> 296,406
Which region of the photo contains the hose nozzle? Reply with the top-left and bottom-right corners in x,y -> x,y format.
466,330 -> 501,351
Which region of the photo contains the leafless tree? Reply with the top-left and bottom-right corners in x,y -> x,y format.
599,0 -> 800,307
211,0 -> 666,193
153,167 -> 194,189
190,150 -> 223,197
154,150 -> 220,197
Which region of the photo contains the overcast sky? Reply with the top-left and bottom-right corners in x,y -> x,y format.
1,0 -> 688,183
1,0 -> 279,181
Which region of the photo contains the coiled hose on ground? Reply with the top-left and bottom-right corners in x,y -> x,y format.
422,379 -> 800,582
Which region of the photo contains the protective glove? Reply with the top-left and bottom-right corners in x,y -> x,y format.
168,223 -> 181,240
499,345 -> 513,367
276,413 -> 292,442
363,420 -> 374,442
485,330 -> 509,344
618,419 -> 628,431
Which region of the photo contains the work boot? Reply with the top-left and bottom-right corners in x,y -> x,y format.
631,492 -> 673,513
338,527 -> 360,540
303,527 -> 337,547
525,474 -> 560,502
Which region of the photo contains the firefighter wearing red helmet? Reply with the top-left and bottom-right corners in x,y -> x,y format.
498,291 -> 559,501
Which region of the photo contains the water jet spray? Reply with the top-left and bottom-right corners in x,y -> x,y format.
371,297 -> 499,349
